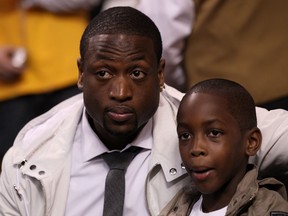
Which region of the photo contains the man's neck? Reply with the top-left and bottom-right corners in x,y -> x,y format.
87,114 -> 145,150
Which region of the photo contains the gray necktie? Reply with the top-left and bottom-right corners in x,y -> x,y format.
102,147 -> 142,216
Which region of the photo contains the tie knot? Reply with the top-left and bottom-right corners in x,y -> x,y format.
102,146 -> 142,170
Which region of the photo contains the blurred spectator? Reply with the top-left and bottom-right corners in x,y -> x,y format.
183,0 -> 288,110
0,0 -> 103,166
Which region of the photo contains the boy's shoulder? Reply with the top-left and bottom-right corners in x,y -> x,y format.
228,165 -> 288,215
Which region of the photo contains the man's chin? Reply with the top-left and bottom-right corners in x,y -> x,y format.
104,120 -> 146,139
108,128 -> 136,137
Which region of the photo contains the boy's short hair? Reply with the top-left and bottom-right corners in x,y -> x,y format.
80,6 -> 163,62
185,78 -> 257,132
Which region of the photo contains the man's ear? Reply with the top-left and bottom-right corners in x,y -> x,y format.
245,127 -> 262,156
77,58 -> 84,90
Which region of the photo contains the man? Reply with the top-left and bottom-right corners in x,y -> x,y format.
0,7 -> 288,216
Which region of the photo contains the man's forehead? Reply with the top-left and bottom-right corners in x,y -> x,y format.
88,34 -> 151,43
87,34 -> 154,52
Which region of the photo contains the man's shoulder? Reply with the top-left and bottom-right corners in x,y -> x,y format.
20,93 -> 83,132
159,84 -> 184,111
12,94 -> 84,151
162,85 -> 184,102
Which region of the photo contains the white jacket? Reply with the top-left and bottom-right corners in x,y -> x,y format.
1,86 -> 288,216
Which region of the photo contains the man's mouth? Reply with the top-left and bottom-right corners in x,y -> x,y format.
106,106 -> 134,122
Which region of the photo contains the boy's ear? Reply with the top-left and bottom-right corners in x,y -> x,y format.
158,59 -> 165,90
245,127 -> 262,156
77,58 -> 84,90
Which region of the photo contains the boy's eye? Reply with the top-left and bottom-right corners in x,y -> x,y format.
208,129 -> 223,137
130,70 -> 145,79
178,132 -> 191,141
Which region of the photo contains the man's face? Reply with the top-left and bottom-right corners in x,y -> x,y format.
177,93 -> 248,197
78,34 -> 164,147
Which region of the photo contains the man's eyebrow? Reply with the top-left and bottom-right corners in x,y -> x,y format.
92,53 -> 115,61
93,53 -> 147,61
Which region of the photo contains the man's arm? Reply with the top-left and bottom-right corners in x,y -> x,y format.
137,0 -> 194,92
251,107 -> 288,186
21,0 -> 103,13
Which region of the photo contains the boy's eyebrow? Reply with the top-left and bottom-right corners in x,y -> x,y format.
204,118 -> 223,124
201,118 -> 226,128
176,119 -> 225,132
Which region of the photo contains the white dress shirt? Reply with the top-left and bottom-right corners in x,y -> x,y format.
65,109 -> 152,215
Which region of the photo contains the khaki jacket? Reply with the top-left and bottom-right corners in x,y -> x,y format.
160,165 -> 288,216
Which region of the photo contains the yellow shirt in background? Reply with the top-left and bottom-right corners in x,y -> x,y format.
0,0 -> 89,100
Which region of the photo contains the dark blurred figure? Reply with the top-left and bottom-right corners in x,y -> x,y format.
183,0 -> 288,111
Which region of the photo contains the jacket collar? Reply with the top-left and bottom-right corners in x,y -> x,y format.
150,89 -> 187,182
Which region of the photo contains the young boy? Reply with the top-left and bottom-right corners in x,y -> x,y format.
160,79 -> 288,215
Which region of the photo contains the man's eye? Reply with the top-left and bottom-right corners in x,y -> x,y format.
130,70 -> 145,79
96,71 -> 112,79
178,133 -> 191,141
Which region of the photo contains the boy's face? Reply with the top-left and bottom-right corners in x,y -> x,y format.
177,92 -> 249,197
77,34 -> 164,149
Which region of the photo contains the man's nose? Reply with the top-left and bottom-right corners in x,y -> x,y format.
109,76 -> 132,101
